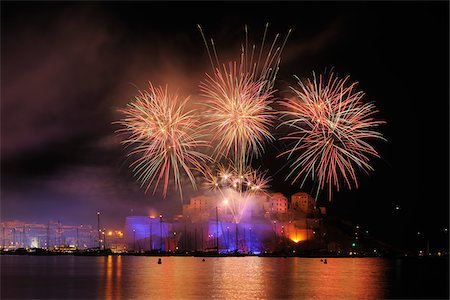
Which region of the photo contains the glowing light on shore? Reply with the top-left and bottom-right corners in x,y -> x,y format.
289,227 -> 307,243
279,72 -> 385,200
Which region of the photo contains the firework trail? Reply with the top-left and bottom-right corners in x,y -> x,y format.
198,24 -> 291,169
199,23 -> 291,94
203,162 -> 270,223
115,83 -> 211,198
278,72 -> 385,200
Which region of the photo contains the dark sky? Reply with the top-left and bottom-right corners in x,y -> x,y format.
1,1 -> 448,250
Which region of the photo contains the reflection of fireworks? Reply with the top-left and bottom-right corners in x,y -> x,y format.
279,72 -> 385,200
115,84 -> 210,198
198,24 -> 291,167
203,163 -> 270,223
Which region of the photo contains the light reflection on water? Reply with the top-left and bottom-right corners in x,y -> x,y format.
1,256 -> 447,299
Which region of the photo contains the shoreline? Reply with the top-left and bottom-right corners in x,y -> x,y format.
1,249 -> 447,259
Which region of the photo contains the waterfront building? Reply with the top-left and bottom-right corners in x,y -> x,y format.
291,192 -> 316,214
264,193 -> 288,214
182,195 -> 216,223
0,220 -> 96,250
124,191 -> 327,253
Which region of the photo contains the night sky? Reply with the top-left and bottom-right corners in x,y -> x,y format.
2,2 -> 448,250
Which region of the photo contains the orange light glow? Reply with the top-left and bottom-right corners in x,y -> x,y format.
288,227 -> 309,243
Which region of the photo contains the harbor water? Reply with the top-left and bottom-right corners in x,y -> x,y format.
1,256 -> 448,299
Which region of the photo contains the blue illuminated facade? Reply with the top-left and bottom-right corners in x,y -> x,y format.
125,216 -> 169,251
126,216 -> 276,254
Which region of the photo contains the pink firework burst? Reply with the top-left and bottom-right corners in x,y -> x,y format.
198,24 -> 291,168
200,65 -> 275,167
115,83 -> 210,198
279,72 -> 386,200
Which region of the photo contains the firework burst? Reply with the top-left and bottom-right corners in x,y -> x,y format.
115,83 -> 211,198
199,67 -> 275,168
278,72 -> 386,200
198,24 -> 291,168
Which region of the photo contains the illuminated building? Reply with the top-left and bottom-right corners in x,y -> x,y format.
104,230 -> 126,253
182,195 -> 216,223
142,191 -> 326,253
124,216 -> 170,252
0,220 -> 95,250
291,192 -> 316,214
264,193 -> 288,214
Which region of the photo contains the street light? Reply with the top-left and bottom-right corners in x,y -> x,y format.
149,217 -> 153,251
173,231 -> 177,252
97,211 -> 101,249
249,227 -> 252,253
235,222 -> 239,252
103,229 -> 107,249
273,221 -> 277,236
227,226 -> 230,251
133,229 -> 136,252
159,214 -> 163,252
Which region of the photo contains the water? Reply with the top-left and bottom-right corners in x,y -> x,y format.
1,256 -> 448,299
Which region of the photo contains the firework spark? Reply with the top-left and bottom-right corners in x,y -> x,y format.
115,83 -> 211,198
198,23 -> 291,94
278,72 -> 386,200
203,163 -> 270,223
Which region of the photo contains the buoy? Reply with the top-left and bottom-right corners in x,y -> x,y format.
323,259 -> 327,264
202,259 -> 205,262
157,258 -> 162,264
